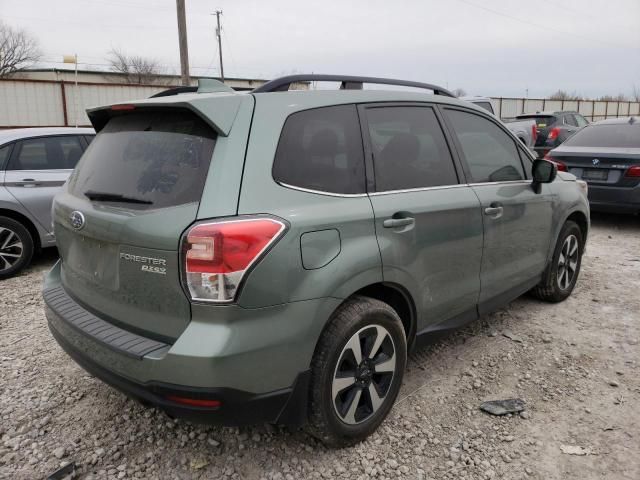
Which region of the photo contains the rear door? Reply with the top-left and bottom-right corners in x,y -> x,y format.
53,109 -> 224,341
361,103 -> 483,331
561,114 -> 579,141
442,107 -> 554,313
4,135 -> 85,232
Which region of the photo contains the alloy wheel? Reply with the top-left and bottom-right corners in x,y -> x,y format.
0,227 -> 23,272
557,234 -> 579,290
331,325 -> 396,425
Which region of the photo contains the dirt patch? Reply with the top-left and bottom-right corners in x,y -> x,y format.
1,213 -> 639,480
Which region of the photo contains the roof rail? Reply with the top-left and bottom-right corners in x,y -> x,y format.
252,74 -> 455,97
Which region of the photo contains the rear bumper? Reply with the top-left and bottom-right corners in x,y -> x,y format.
588,184 -> 640,214
48,318 -> 310,425
44,261 -> 339,425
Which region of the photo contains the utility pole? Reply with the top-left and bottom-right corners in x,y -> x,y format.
214,10 -> 224,82
176,0 -> 190,86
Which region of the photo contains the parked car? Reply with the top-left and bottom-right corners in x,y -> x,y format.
44,75 -> 589,446
0,127 -> 94,278
462,96 -> 537,149
516,111 -> 589,158
545,117 -> 640,213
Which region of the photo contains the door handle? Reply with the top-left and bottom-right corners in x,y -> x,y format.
383,217 -> 415,228
17,179 -> 39,187
484,206 -> 503,216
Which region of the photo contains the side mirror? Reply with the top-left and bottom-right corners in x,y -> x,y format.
532,159 -> 557,192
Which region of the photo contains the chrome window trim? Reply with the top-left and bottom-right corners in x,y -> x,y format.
368,184 -> 467,196
467,180 -> 531,187
277,182 -> 368,198
278,179 -> 532,198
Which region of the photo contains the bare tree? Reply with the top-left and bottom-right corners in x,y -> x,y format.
107,48 -> 165,84
0,21 -> 41,78
598,93 -> 629,102
549,90 -> 582,101
451,88 -> 467,97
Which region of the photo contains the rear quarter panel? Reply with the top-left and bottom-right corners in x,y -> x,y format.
235,94 -> 382,309
547,174 -> 590,260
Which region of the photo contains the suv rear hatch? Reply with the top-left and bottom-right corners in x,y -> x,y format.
517,115 -> 558,146
53,107 -> 225,342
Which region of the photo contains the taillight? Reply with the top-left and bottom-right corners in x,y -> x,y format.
625,166 -> 640,177
544,153 -> 568,172
531,124 -> 537,143
547,127 -> 561,141
182,217 -> 286,303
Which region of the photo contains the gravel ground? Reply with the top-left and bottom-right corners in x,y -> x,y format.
1,212 -> 639,480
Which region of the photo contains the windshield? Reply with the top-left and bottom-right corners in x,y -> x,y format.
563,124 -> 640,148
68,110 -> 216,209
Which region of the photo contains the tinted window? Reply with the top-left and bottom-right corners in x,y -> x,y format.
273,105 -> 365,194
575,115 -> 589,127
0,144 -> 12,170
9,136 -> 84,170
84,135 -> 95,145
474,102 -> 494,114
445,109 -> 525,183
68,110 -> 216,209
563,124 -> 640,148
564,114 -> 578,127
366,106 -> 458,191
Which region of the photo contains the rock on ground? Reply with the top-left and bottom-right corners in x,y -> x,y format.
1,213 -> 639,480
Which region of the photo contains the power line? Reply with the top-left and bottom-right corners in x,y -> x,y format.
454,0 -> 639,51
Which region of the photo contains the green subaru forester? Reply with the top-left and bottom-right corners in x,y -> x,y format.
44,75 -> 589,446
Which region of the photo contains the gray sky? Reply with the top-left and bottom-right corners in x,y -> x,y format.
2,0 -> 639,98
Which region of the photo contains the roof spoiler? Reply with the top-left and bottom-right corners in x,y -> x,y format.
150,79 -> 235,98
252,74 -> 455,97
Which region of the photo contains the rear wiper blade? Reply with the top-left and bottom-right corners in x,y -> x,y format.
84,191 -> 153,205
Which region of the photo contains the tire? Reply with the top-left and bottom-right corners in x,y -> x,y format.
0,216 -> 34,280
532,220 -> 583,302
306,295 -> 407,447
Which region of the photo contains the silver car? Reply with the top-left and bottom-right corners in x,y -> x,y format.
0,127 -> 94,278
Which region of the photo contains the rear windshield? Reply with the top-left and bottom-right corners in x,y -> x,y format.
518,115 -> 557,128
68,110 -> 216,209
563,124 -> 640,148
473,101 -> 494,114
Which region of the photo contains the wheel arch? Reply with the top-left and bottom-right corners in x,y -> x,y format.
565,210 -> 589,246
350,282 -> 418,350
0,208 -> 41,251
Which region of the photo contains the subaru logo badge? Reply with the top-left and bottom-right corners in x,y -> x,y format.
592,158 -> 600,166
70,211 -> 85,230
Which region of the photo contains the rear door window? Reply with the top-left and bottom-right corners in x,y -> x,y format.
68,110 -> 216,209
564,115 -> 578,127
445,109 -> 525,183
365,106 -> 459,191
9,136 -> 84,170
272,105 -> 366,194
